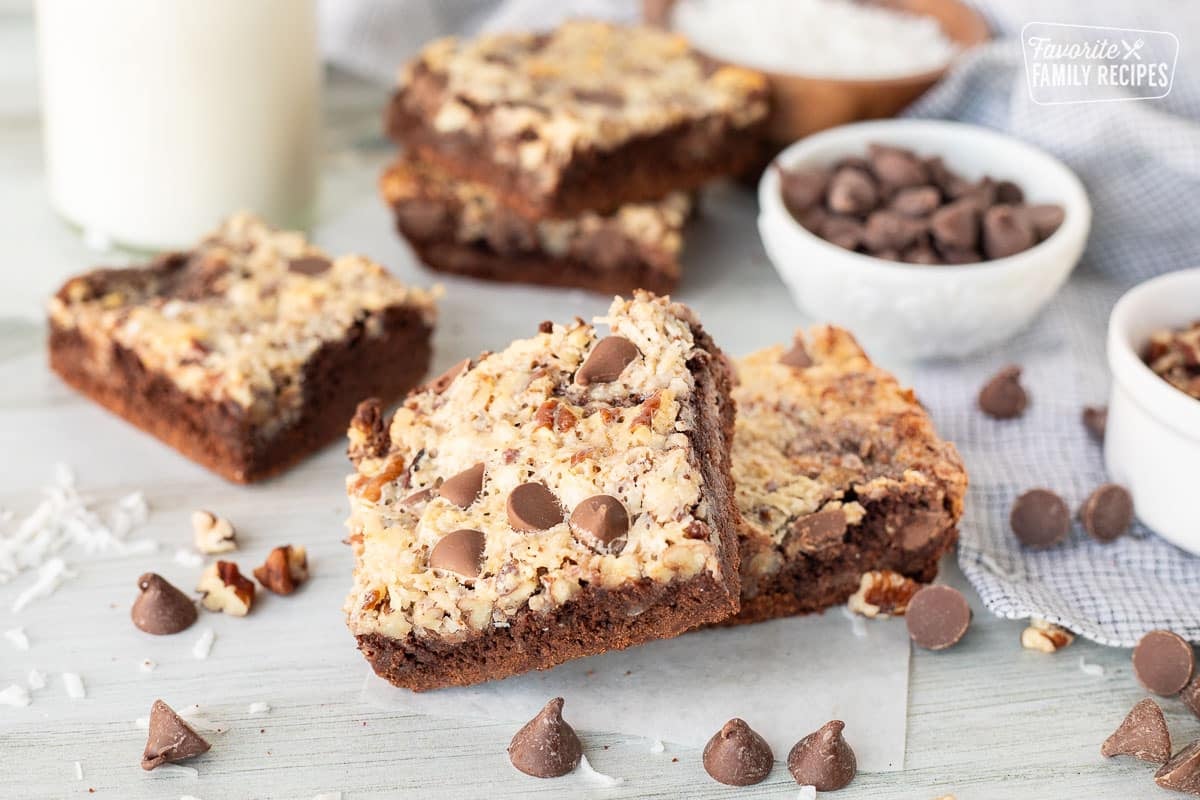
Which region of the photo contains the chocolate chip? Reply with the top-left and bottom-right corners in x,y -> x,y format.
287,255 -> 332,276
900,510 -> 948,550
575,336 -> 638,386
1133,630 -> 1195,696
905,584 -> 971,650
995,180 -> 1024,204
868,143 -> 928,189
538,320 -> 554,334
1101,698 -> 1172,764
1082,405 -> 1108,442
982,205 -> 1037,259
507,697 -> 582,778
978,365 -> 1028,419
827,167 -> 878,216
437,463 -> 485,508
820,215 -> 863,250
429,358 -> 470,394
428,529 -> 486,578
862,210 -> 926,251
1184,675 -> 1200,721
1079,484 -> 1133,543
902,243 -> 941,265
1025,204 -> 1065,240
787,508 -> 847,556
787,720 -> 857,791
131,573 -> 197,635
141,699 -> 210,770
938,246 -> 981,265
889,185 -> 941,217
1010,489 -> 1070,549
703,718 -> 773,786
570,87 -> 625,107
403,486 -> 437,506
929,200 -> 980,251
1156,739 -> 1200,796
779,337 -> 813,368
779,166 -> 829,217
507,483 -> 564,532
570,495 -> 629,553
395,199 -> 452,239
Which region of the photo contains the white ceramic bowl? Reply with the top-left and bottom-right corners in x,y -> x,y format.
1105,268 -> 1200,555
758,119 -> 1092,360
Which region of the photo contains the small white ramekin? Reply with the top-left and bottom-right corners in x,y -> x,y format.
1105,268 -> 1200,555
758,119 -> 1092,361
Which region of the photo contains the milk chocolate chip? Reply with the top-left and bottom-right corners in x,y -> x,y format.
1133,630 -> 1195,696
779,337 -> 813,368
890,185 -> 941,217
1101,698 -> 1171,764
428,529 -> 486,578
779,167 -> 829,217
1010,489 -> 1071,549
1026,204 -> 1066,240
287,255 -> 332,276
862,210 -> 926,252
1079,484 -> 1133,543
827,167 -> 878,216
570,495 -> 630,553
438,463 -> 485,508
429,358 -> 470,394
978,365 -> 1028,419
787,720 -> 857,791
788,508 -> 848,556
131,573 -> 198,635
906,584 -> 971,650
703,719 -> 773,786
507,483 -> 564,532
141,699 -> 211,770
868,144 -> 928,189
1156,740 -> 1200,796
576,336 -> 638,386
930,199 -> 980,251
1183,675 -> 1200,721
1082,405 -> 1107,442
982,205 -> 1037,260
508,697 -> 583,778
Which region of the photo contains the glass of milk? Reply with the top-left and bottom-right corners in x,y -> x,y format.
35,0 -> 321,251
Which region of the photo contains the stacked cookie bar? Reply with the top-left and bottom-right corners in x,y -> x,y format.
381,20 -> 770,294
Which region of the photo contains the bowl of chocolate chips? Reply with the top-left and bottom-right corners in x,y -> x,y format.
759,119 -> 1091,359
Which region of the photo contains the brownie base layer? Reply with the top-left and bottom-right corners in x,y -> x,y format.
728,495 -> 959,626
356,315 -> 741,691
405,237 -> 677,297
49,306 -> 432,484
388,96 -> 766,220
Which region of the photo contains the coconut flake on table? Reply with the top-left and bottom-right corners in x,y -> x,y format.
73,761 -> 83,781
192,628 -> 215,660
671,0 -> 958,79
0,683 -> 32,706
28,669 -> 47,690
247,702 -> 270,714
174,548 -> 204,568
577,755 -> 623,787
139,658 -> 157,673
797,786 -> 818,800
1079,656 -> 1106,677
4,626 -> 30,650
649,738 -> 666,754
62,672 -> 86,699
312,794 -> 343,800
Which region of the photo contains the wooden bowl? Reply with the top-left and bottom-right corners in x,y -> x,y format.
644,0 -> 990,143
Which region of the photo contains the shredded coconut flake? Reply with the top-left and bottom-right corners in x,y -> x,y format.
248,702 -> 270,714
73,761 -> 83,781
797,786 -> 817,800
174,548 -> 204,568
192,628 -> 215,660
1079,656 -> 1106,677
577,755 -> 623,787
12,558 -> 76,613
841,605 -> 868,638
28,669 -> 47,690
5,626 -> 30,650
140,659 -> 157,673
0,683 -> 31,707
62,672 -> 85,699
649,738 -> 665,754
155,764 -> 200,779
312,794 -> 343,800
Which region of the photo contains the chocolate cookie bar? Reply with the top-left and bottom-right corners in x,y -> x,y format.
381,157 -> 690,295
387,20 -> 769,219
730,327 -> 967,624
345,292 -> 739,690
48,213 -> 437,484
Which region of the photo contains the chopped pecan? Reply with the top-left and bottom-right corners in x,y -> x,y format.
196,561 -> 255,616
347,398 -> 390,464
630,390 -> 663,430
1020,618 -> 1074,653
253,545 -> 309,595
191,510 -> 237,554
847,570 -> 921,618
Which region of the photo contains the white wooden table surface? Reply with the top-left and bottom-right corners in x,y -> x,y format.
0,8 -> 1181,799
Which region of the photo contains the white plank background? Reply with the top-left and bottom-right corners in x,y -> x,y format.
0,9 -> 1187,799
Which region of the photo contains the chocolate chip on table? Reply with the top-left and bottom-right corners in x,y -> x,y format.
703,718 -> 773,786
428,529 -> 486,577
779,167 -> 829,217
131,573 -> 197,635
438,462 -> 485,508
1010,489 -> 1071,549
889,185 -> 941,217
508,697 -> 583,778
287,255 -> 332,276
1184,675 -> 1200,720
978,365 -> 1028,419
1101,698 -> 1172,764
1133,630 -> 1196,696
779,336 -> 813,368
929,200 -> 980,251
868,143 -> 928,189
827,167 -> 878,216
141,699 -> 210,770
570,495 -> 630,553
1156,739 -> 1200,796
787,720 -> 857,791
507,483 -> 564,532
575,336 -> 639,386
1079,484 -> 1133,543
905,584 -> 972,650
1082,405 -> 1108,442
982,205 -> 1037,260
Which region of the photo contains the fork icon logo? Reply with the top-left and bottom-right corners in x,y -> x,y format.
1122,38 -> 1145,60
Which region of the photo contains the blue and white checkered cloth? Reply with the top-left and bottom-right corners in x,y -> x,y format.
904,1 -> 1200,647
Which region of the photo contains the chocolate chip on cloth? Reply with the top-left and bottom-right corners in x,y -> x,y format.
575,335 -> 639,386
702,718 -> 773,786
1101,698 -> 1172,764
508,697 -> 583,778
508,483 -> 564,532
906,584 -> 971,650
1156,739 -> 1200,796
131,573 -> 197,635
1133,630 -> 1196,696
1010,489 -> 1071,549
428,529 -> 486,578
827,167 -> 878,216
1082,405 -> 1108,442
141,699 -> 211,770
787,720 -> 857,791
1079,484 -> 1133,543
979,365 -> 1028,420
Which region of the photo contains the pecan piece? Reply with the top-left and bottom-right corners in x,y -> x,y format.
253,545 -> 309,596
